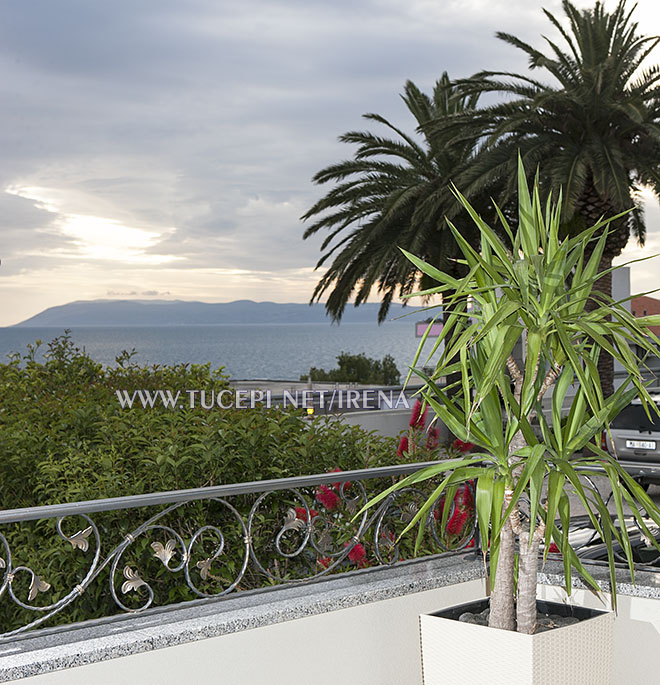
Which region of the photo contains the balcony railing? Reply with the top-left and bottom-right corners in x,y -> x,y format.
0,461 -> 477,639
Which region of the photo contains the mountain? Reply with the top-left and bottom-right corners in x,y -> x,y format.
14,299 -> 429,327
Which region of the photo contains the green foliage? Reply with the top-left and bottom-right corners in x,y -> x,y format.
0,334 -> 400,508
444,0 -> 660,398
300,352 -> 400,385
0,333 -> 405,631
301,74 -> 499,322
447,0 -> 660,253
364,159 -> 660,618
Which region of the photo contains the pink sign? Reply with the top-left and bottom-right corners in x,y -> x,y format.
415,321 -> 443,338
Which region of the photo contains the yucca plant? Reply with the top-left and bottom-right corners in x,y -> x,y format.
365,158 -> 660,634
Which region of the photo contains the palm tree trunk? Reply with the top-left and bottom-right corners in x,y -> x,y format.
590,255 -> 615,398
576,177 -> 629,398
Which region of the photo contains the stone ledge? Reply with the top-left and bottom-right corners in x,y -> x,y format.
0,554 -> 482,681
2,553 -> 660,682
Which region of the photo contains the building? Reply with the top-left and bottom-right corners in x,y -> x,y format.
632,295 -> 660,336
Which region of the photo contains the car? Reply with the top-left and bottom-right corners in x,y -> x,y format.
605,394 -> 660,488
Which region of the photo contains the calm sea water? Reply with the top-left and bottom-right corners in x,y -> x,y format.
0,323 -> 429,380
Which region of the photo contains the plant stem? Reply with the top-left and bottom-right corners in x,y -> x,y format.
490,355 -> 525,631
516,528 -> 540,634
489,514 -> 516,630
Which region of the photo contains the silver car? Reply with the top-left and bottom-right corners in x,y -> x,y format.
607,395 -> 660,487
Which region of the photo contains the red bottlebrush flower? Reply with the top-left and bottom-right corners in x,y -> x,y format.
452,439 -> 474,453
548,542 -> 560,554
447,509 -> 469,535
454,483 -> 474,508
397,435 -> 409,457
318,556 -> 332,569
295,506 -> 319,522
409,400 -> 428,429
438,484 -> 474,535
426,426 -> 439,451
316,485 -> 340,510
345,541 -> 368,567
328,467 -> 351,492
466,538 -> 475,548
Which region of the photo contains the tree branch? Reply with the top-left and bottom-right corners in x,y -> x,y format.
533,517 -> 546,542
507,491 -> 523,535
536,362 -> 561,402
506,355 -> 524,403
506,355 -> 523,383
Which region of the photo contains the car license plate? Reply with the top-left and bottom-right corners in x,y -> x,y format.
626,440 -> 656,450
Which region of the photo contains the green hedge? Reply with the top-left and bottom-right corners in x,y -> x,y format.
0,335 -> 450,632
0,334 -> 401,509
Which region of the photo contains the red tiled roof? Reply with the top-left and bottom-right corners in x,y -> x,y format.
631,295 -> 660,336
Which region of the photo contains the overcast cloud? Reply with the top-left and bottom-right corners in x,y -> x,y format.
1,0 -> 659,325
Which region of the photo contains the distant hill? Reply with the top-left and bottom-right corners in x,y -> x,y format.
15,299 -> 429,327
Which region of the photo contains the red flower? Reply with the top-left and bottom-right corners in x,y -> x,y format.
345,541 -> 368,567
409,400 -> 428,429
295,506 -> 319,522
447,509 -> 469,535
548,542 -> 560,554
318,556 -> 332,569
466,538 -> 475,548
397,435 -> 409,457
452,439 -> 474,453
454,483 -> 474,508
316,485 -> 340,510
426,426 -> 439,451
328,467 -> 351,492
436,484 -> 474,536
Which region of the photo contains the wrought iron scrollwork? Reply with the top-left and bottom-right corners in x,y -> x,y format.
0,475 -> 479,638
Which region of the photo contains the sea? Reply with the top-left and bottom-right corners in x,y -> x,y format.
0,323 -> 436,381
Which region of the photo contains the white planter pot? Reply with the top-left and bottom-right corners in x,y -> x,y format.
419,598 -> 614,685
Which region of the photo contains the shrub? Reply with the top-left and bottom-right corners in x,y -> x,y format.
300,352 -> 400,385
0,335 -> 412,632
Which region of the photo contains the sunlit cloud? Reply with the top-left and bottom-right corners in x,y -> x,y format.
614,185 -> 660,297
56,214 -> 177,264
5,185 -> 180,265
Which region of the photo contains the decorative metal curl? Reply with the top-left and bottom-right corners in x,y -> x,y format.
184,498 -> 250,598
3,472 -> 626,640
0,532 -> 12,601
247,481 -> 370,582
371,484 -> 476,564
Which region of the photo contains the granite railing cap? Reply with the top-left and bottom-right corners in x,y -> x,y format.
2,553 -> 660,682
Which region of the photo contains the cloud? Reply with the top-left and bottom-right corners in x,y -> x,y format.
615,187 -> 660,296
5,185 -> 181,265
0,0 -> 659,326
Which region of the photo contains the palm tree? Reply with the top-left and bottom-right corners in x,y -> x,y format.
301,74 -> 496,323
440,0 -> 660,395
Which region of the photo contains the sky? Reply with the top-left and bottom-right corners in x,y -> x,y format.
1,0 -> 660,326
